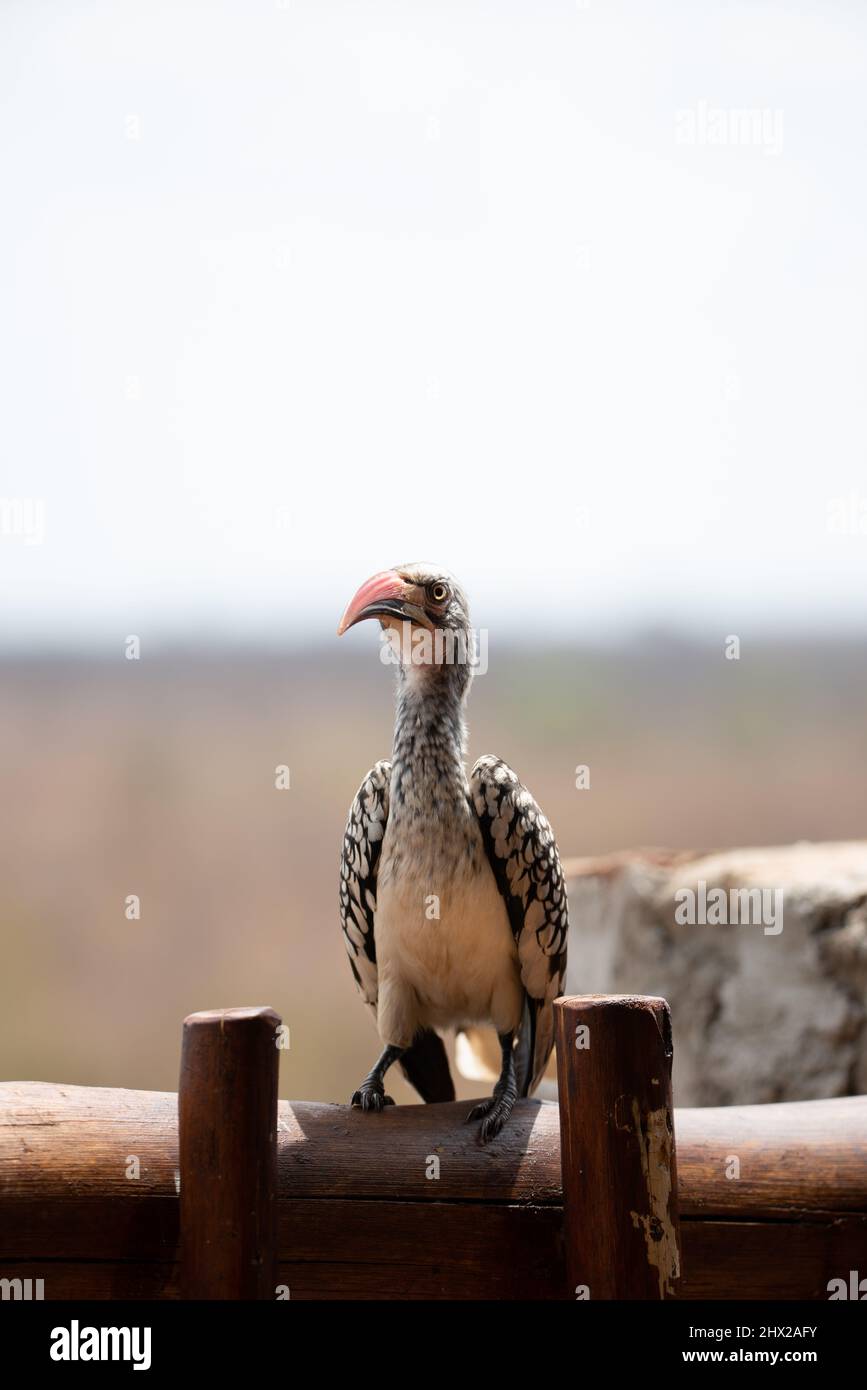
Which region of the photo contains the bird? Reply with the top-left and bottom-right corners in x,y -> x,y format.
337,563 -> 568,1142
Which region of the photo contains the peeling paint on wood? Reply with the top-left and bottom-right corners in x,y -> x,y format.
629,1100 -> 680,1297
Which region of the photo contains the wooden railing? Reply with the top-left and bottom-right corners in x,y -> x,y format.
1,997 -> 865,1300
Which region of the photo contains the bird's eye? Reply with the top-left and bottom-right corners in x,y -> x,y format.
429,582 -> 449,604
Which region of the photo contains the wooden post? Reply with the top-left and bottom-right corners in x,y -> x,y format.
554,994 -> 681,1300
179,1006 -> 280,1299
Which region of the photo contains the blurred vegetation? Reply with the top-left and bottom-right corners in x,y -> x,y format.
2,638 -> 865,1103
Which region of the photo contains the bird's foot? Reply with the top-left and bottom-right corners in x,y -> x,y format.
465,1091 -> 516,1144
350,1079 -> 395,1113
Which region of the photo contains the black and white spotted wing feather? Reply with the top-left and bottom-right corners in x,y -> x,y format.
339,760 -> 391,1017
470,755 -> 568,1094
339,759 -> 456,1103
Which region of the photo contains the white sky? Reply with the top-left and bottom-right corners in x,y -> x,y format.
2,0 -> 867,647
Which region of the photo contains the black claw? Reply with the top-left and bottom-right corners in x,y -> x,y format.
476,1094 -> 516,1145
465,1097 -> 495,1123
350,1083 -> 394,1113
481,1112 -> 504,1143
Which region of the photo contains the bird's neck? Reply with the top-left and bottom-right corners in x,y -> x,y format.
390,671 -> 469,814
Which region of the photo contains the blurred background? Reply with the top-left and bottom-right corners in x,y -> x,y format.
1,1 -> 865,1102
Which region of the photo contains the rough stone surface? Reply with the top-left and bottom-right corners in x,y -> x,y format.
562,842 -> 867,1106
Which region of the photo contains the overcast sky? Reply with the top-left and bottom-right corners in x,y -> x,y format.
2,0 -> 866,648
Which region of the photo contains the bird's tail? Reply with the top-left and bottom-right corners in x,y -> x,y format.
399,1028 -> 455,1103
513,998 -> 537,1098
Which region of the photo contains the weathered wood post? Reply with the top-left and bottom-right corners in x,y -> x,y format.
179,1005 -> 281,1299
554,994 -> 681,1300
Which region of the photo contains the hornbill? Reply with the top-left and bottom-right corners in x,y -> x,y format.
337,564 -> 568,1142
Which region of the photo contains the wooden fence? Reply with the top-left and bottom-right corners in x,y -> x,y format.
1,996 -> 865,1300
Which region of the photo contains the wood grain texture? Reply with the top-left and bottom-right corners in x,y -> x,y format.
2,1214 -> 864,1301
2,1077 -> 866,1300
675,1099 -> 867,1218
679,1215 -> 867,1301
3,1073 -> 861,1217
2,1083 -> 866,1218
555,994 -> 681,1299
178,1007 -> 280,1299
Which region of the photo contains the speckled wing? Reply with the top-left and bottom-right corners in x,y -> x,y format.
339,760 -> 390,1016
470,754 -> 568,1093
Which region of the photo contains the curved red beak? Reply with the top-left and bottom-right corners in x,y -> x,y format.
337,569 -> 413,636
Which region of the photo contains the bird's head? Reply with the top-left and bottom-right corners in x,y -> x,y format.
337,563 -> 474,691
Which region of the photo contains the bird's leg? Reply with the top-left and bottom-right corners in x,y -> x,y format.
465,1031 -> 518,1143
350,1043 -> 405,1113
